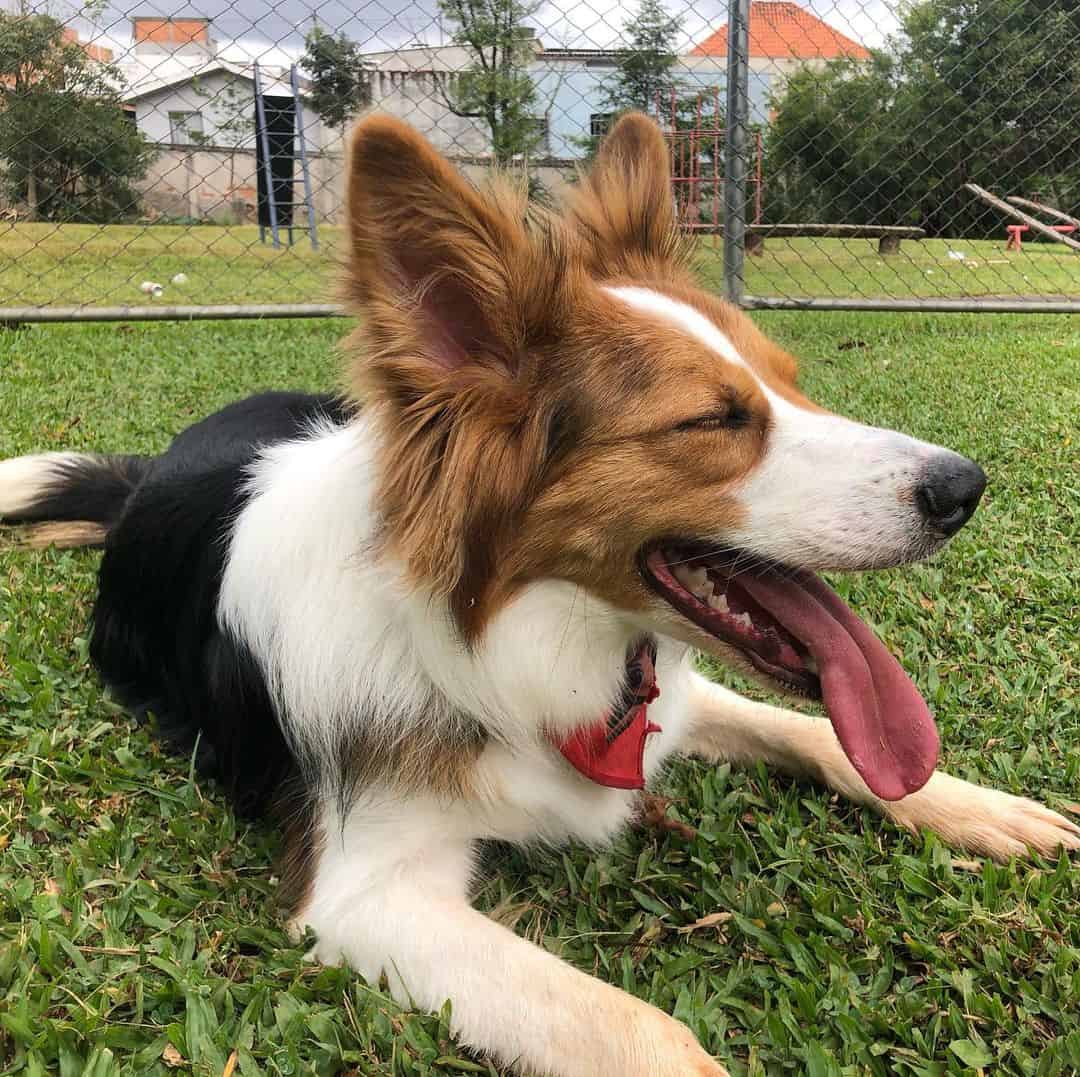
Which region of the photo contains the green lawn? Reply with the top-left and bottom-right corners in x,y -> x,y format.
1,311 -> 1079,1076
1,224 -> 1079,308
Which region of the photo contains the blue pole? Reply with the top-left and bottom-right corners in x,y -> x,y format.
291,64 -> 319,251
253,61 -> 281,249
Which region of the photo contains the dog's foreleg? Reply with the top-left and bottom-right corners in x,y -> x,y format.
292,799 -> 727,1077
682,672 -> 1080,862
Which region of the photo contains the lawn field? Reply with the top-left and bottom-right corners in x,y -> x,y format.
1,224 -> 1079,309
1,310 -> 1079,1076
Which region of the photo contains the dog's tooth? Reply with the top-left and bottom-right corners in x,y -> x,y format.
708,591 -> 730,614
674,563 -> 710,599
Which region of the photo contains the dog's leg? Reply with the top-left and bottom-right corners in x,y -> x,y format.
682,672 -> 1080,861
292,801 -> 727,1077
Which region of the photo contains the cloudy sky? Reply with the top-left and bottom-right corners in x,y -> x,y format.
35,0 -> 902,65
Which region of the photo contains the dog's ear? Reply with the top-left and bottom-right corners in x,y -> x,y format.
568,111 -> 686,275
342,117 -> 572,633
345,115 -> 544,377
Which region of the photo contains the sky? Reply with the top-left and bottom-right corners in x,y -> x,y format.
23,0 -> 903,67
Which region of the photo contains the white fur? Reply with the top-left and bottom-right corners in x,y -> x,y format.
604,286 -> 971,569
0,452 -> 87,519
217,415 -> 725,1074
211,395 -> 1079,1077
219,414 -> 697,812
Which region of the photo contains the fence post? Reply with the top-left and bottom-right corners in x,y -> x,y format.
723,0 -> 751,305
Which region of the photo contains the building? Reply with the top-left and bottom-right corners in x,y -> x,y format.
362,4 -> 863,166
118,17 -> 330,222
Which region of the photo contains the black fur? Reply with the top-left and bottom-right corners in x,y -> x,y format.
7,453 -> 150,526
88,391 -> 353,816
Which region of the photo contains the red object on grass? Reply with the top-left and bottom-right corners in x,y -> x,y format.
1006,223 -> 1076,251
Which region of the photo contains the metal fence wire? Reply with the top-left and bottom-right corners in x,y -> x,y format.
0,0 -> 1078,320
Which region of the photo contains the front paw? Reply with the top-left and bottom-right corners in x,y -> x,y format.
631,1001 -> 729,1077
889,772 -> 1080,861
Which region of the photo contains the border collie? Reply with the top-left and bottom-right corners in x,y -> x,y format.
2,114 -> 1077,1077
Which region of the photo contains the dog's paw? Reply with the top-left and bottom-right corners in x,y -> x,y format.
888,772 -> 1080,861
609,998 -> 729,1077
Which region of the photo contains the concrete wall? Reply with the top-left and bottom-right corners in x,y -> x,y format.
135,144 -> 579,224
137,144 -> 341,223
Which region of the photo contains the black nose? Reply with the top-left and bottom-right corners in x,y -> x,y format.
915,457 -> 987,536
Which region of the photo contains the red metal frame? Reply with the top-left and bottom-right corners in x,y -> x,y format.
653,89 -> 763,238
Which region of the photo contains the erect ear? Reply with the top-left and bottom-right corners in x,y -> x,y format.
568,111 -> 686,275
345,114 -> 541,377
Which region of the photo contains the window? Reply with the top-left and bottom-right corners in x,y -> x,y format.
530,113 -> 550,155
589,112 -> 613,138
169,111 -> 204,145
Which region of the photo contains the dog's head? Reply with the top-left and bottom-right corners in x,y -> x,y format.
345,113 -> 986,800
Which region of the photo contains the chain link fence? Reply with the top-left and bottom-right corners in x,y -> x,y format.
0,0 -> 1077,320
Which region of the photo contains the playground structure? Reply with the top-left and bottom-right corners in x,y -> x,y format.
964,184 -> 1080,254
253,62 -> 319,250
1003,196 -> 1080,251
656,94 -> 925,258
654,88 -> 763,238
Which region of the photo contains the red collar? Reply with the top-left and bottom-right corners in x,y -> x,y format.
554,643 -> 661,789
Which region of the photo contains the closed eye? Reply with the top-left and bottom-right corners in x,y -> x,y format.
675,403 -> 751,432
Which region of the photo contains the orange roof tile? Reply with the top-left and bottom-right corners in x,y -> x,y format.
132,17 -> 210,46
690,2 -> 871,61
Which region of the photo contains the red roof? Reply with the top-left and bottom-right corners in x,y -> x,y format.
690,2 -> 871,61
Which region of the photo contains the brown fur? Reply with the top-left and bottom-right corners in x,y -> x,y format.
344,719 -> 488,802
276,787 -> 324,918
342,112 -> 800,644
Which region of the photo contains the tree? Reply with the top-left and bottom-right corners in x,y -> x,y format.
600,0 -> 683,117
765,0 -> 1080,235
437,0 -> 542,166
0,13 -> 154,221
302,26 -> 371,132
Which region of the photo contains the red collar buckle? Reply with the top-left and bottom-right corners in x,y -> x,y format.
554,643 -> 662,789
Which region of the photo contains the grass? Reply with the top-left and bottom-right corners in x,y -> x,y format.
1,310 -> 1079,1076
2,225 -> 1079,309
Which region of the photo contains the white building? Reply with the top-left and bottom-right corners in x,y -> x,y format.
118,17 -> 329,222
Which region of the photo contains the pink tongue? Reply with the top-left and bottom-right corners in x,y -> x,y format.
736,569 -> 939,801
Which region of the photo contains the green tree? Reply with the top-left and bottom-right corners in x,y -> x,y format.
600,0 -> 683,116
573,0 -> 689,162
437,0 -> 542,165
765,0 -> 1080,235
301,26 -> 371,132
0,12 -> 154,221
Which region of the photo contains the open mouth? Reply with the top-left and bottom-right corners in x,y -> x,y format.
642,544 -> 940,801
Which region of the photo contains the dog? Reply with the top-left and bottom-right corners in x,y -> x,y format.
2,113 -> 1077,1076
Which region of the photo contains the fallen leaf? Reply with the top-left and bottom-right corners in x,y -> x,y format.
162,1044 -> 185,1068
678,911 -> 734,933
222,1050 -> 239,1077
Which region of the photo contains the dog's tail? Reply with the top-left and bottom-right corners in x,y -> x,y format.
0,452 -> 152,548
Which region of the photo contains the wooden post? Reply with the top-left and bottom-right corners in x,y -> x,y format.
965,184 -> 1080,253
878,234 -> 901,256
1006,196 -> 1080,231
